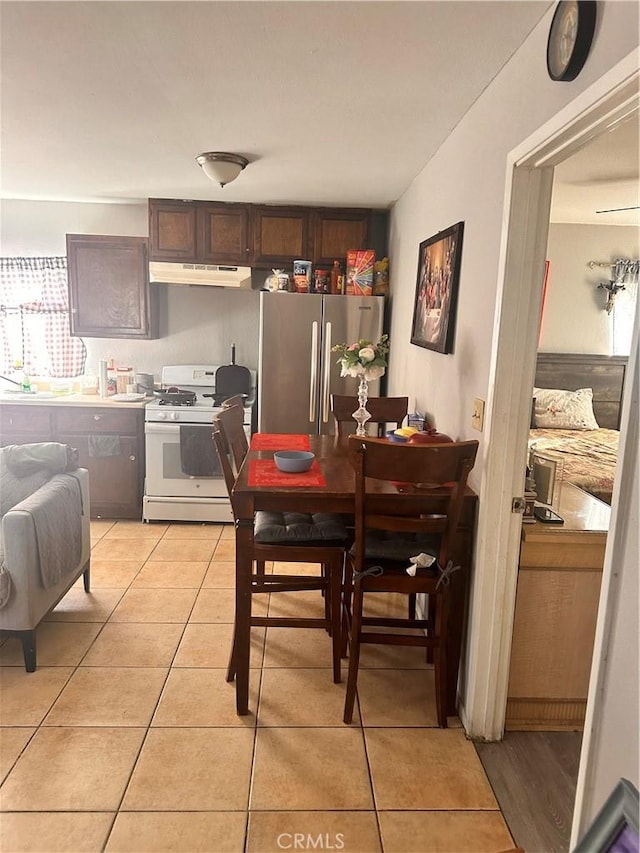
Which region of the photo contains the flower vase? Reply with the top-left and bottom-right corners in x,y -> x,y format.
352,374 -> 371,436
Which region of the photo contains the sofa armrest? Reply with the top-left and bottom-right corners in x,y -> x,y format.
0,468 -> 91,631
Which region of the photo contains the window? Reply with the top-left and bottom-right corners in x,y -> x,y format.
610,259 -> 639,357
0,257 -> 86,378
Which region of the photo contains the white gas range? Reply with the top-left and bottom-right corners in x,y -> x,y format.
143,364 -> 255,523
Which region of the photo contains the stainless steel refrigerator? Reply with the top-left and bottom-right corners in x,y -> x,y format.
258,292 -> 385,434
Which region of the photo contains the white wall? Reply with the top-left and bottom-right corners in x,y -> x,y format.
573,333 -> 639,842
385,3 -> 639,495
385,0 -> 639,746
542,223 -> 639,354
0,199 -> 261,377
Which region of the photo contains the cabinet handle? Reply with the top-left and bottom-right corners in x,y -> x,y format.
129,455 -> 136,461
93,414 -> 101,421
8,418 -> 13,426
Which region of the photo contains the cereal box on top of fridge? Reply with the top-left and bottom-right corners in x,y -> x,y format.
345,250 -> 375,296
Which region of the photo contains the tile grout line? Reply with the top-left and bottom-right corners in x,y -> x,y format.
100,521 -> 226,851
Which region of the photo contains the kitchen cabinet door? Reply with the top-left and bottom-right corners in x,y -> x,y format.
67,234 -> 157,339
252,206 -> 310,267
57,406 -> 144,519
0,405 -> 53,440
311,208 -> 371,266
149,200 -> 197,261
198,203 -> 252,265
57,432 -> 142,519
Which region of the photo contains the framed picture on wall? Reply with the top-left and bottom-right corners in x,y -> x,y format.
574,778 -> 639,853
410,221 -> 464,354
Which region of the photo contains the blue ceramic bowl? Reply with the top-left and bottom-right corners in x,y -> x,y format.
386,431 -> 408,443
274,450 -> 315,473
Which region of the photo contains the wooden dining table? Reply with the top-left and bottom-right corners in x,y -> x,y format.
231,434 -> 478,716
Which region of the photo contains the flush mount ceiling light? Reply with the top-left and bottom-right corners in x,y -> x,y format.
195,152 -> 248,187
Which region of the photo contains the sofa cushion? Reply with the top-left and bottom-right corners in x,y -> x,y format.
351,530 -> 440,562
0,458 -> 51,517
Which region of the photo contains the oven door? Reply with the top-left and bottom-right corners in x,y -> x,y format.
145,422 -> 228,498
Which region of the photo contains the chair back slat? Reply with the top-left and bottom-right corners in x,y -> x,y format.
331,395 -> 408,435
215,404 -> 248,471
212,418 -> 238,517
222,394 -> 246,410
348,436 -> 478,571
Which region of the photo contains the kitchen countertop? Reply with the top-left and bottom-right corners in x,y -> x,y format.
0,392 -> 151,409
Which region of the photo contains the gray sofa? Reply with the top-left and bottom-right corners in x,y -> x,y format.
0,443 -> 91,671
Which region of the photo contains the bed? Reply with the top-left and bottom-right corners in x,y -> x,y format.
530,353 -> 628,505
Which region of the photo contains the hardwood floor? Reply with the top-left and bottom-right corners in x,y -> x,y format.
475,731 -> 582,853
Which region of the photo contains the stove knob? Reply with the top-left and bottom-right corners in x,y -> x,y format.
169,411 -> 179,421
157,412 -> 167,420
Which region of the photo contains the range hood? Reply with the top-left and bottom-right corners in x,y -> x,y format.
149,261 -> 252,289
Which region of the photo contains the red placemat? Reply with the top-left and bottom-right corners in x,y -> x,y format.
248,459 -> 326,487
250,433 -> 311,450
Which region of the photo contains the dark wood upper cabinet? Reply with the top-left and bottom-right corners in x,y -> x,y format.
198,203 -> 251,265
149,200 -> 197,261
66,234 -> 157,339
252,206 -> 310,267
147,199 -> 387,270
311,208 -> 372,266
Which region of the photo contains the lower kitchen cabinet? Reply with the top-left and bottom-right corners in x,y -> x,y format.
57,433 -> 141,519
0,403 -> 145,519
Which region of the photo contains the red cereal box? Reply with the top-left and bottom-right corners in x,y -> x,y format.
345,250 -> 375,296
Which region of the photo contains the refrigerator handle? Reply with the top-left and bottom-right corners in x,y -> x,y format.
309,321 -> 319,423
322,320 -> 332,423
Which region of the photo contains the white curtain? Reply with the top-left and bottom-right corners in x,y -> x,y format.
0,257 -> 86,377
611,259 -> 639,357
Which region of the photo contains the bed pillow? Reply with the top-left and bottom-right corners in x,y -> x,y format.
533,387 -> 599,430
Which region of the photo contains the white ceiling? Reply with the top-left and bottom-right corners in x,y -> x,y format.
2,0 -> 637,226
1,0 -> 551,208
551,117 -> 640,226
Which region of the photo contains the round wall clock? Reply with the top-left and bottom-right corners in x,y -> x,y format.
547,0 -> 597,82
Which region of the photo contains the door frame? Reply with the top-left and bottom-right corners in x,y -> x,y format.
461,49 -> 640,741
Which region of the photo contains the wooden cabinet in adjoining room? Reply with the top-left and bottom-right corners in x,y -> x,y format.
252,205 -> 311,267
311,208 -> 371,266
148,200 -> 197,261
505,484 -> 609,731
198,202 -> 251,265
66,234 -> 157,339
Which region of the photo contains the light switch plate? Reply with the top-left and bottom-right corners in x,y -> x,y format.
472,398 -> 485,431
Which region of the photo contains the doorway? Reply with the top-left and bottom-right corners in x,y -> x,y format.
462,53 -> 639,844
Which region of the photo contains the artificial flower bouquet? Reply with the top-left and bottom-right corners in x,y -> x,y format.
332,334 -> 390,380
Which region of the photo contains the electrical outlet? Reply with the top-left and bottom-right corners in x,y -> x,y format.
472,398 -> 485,432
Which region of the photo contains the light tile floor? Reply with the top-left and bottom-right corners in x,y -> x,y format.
0,520 -> 515,853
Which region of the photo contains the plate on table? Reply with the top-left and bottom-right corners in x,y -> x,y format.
386,431 -> 408,443
111,393 -> 146,403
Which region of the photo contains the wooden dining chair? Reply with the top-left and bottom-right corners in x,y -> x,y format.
220,396 -> 249,470
331,395 -> 409,436
342,435 -> 479,726
212,410 -> 348,685
221,394 -> 247,409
